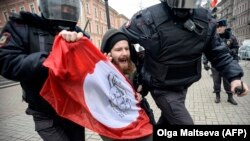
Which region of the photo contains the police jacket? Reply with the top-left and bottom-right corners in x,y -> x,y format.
121,3 -> 243,89
0,11 -> 87,114
219,28 -> 239,61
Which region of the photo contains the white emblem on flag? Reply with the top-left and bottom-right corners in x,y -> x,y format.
83,61 -> 139,128
108,72 -> 131,118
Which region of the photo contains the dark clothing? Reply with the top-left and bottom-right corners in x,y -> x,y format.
121,3 -> 243,89
0,11 -> 86,140
220,29 -> 239,61
26,108 -> 85,141
151,88 -> 193,125
211,67 -> 231,94
121,3 -> 243,124
205,28 -> 239,95
210,29 -> 239,104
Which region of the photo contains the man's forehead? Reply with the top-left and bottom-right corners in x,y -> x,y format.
113,40 -> 129,47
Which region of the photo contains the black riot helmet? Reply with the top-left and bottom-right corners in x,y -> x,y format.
160,0 -> 203,9
38,0 -> 81,29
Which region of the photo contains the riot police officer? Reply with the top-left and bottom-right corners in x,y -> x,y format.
210,19 -> 239,105
121,0 -> 249,125
0,0 -> 88,140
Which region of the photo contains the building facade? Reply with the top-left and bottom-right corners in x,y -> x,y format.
216,0 -> 250,45
0,0 -> 129,48
0,0 -> 38,30
216,0 -> 234,27
232,0 -> 250,44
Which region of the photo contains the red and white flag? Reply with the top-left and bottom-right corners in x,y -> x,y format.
40,36 -> 152,139
210,0 -> 218,8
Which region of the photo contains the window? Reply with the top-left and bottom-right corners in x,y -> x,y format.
94,7 -> 98,18
101,25 -> 103,34
86,3 -> 90,14
103,12 -> 106,21
20,6 -> 25,11
10,8 -> 16,14
29,3 -> 35,13
99,11 -> 102,19
96,23 -> 99,34
2,11 -> 8,21
98,39 -> 101,47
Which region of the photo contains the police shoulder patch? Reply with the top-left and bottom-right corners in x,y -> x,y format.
0,32 -> 11,48
226,39 -> 231,46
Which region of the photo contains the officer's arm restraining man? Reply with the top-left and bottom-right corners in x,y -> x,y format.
120,0 -> 249,125
0,0 -> 88,140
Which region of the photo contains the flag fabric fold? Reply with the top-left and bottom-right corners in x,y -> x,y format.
40,36 -> 152,139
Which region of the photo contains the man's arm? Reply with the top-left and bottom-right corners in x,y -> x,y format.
204,33 -> 243,81
120,10 -> 149,44
230,34 -> 239,60
0,20 -> 48,81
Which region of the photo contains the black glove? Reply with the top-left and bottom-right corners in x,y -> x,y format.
235,81 -> 245,95
140,85 -> 149,97
204,64 -> 210,71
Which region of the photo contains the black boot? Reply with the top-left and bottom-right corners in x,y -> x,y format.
215,92 -> 220,103
227,93 -> 238,105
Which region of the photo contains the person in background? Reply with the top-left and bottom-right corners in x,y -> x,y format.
204,19 -> 240,105
120,0 -> 249,125
0,0 -> 89,140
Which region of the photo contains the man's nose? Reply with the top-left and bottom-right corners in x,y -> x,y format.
121,49 -> 129,55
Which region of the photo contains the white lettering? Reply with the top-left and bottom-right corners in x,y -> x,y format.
157,129 -> 165,136
180,129 -> 219,136
157,129 -> 178,138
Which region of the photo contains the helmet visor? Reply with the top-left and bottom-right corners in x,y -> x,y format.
39,0 -> 80,22
167,0 -> 203,9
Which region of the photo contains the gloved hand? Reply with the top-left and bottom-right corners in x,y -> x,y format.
230,49 -> 237,55
204,64 -> 210,71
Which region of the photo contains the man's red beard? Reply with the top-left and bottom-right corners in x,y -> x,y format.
112,58 -> 136,75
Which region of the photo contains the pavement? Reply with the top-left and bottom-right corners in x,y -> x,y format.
0,76 -> 19,89
0,60 -> 249,141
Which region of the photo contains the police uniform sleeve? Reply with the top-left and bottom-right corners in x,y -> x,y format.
0,19 -> 48,81
120,11 -> 146,44
204,24 -> 243,82
230,34 -> 239,55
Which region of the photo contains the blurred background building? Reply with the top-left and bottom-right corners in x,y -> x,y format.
0,0 -> 129,48
1,0 -> 249,45
212,0 -> 250,45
